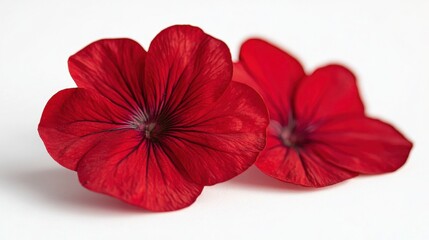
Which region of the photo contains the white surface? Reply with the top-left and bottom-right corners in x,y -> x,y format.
1,0 -> 428,239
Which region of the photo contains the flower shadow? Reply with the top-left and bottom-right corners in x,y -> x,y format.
3,162 -> 149,215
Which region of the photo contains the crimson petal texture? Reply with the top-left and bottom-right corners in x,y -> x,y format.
68,38 -> 146,112
39,88 -> 130,170
235,39 -> 412,188
39,25 -> 268,211
144,25 -> 232,119
308,117 -> 412,174
162,82 -> 268,185
293,65 -> 365,124
255,135 -> 358,187
235,38 -> 305,125
77,130 -> 203,212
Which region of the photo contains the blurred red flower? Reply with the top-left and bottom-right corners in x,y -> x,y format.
38,26 -> 268,211
234,39 -> 412,187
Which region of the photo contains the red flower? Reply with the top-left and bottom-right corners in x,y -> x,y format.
234,39 -> 412,187
38,26 -> 268,211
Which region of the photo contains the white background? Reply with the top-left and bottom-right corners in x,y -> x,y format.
1,0 -> 428,239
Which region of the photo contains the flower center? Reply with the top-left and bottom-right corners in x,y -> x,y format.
136,122 -> 157,139
269,120 -> 305,148
129,109 -> 163,141
279,126 -> 298,147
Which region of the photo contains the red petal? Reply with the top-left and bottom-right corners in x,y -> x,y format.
68,39 -> 146,112
256,135 -> 358,187
236,39 -> 305,125
38,88 -> 131,170
307,117 -> 413,174
160,82 -> 269,185
76,130 -> 203,212
232,62 -> 261,96
143,25 -> 232,117
256,135 -> 309,185
293,64 -> 365,124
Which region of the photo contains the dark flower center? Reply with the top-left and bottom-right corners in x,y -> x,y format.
269,119 -> 306,148
129,109 -> 164,141
136,122 -> 157,139
279,126 -> 299,147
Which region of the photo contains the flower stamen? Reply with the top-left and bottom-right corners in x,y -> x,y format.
269,119 -> 304,148
145,122 -> 156,139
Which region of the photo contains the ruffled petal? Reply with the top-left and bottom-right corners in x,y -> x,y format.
38,88 -> 131,170
307,116 -> 413,174
160,82 -> 268,185
144,25 -> 232,119
236,39 -> 305,125
76,130 -> 203,212
256,134 -> 358,187
293,64 -> 365,124
68,38 -> 146,112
